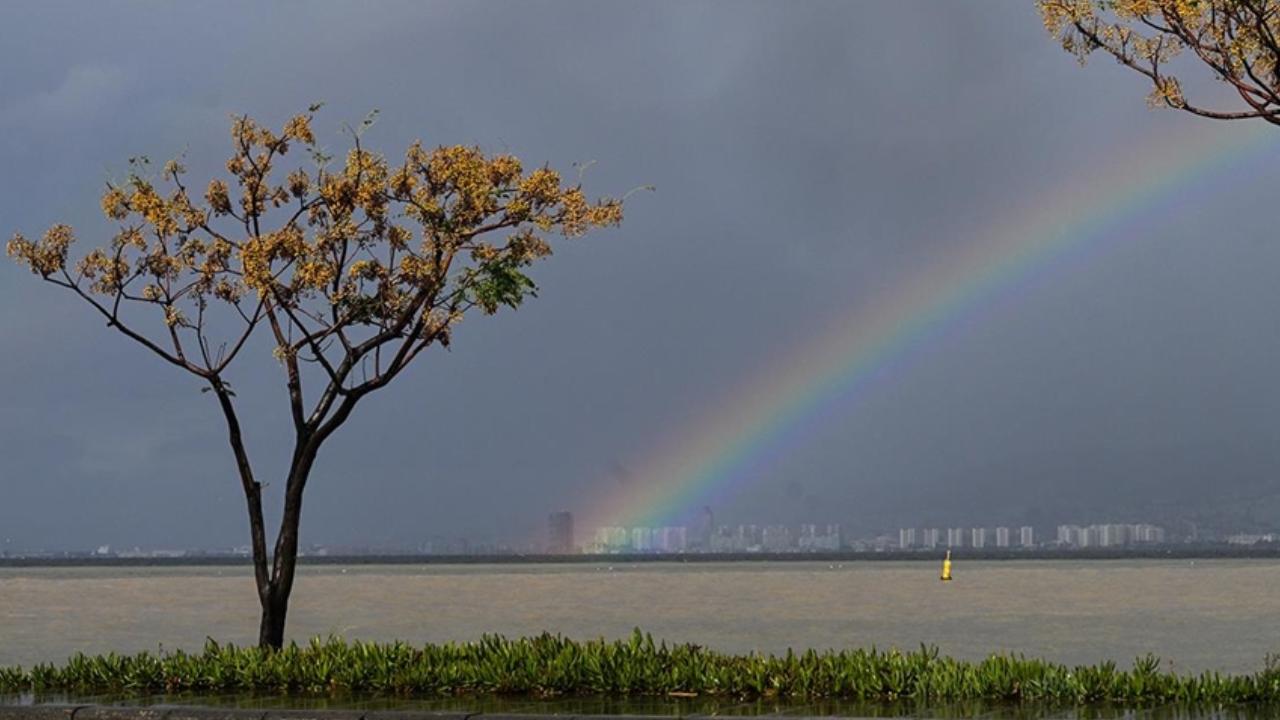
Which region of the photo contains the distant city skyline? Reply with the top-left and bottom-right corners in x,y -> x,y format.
16,513 -> 1280,561
4,506 -> 1265,559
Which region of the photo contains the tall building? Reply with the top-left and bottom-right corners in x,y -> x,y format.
699,506 -> 715,550
899,527 -> 917,549
1019,526 -> 1034,547
1057,524 -> 1082,546
995,527 -> 1010,548
947,527 -> 965,548
1080,525 -> 1100,547
1130,524 -> 1165,543
971,527 -> 986,549
922,528 -> 939,549
762,525 -> 792,552
798,524 -> 842,551
655,526 -> 687,552
548,510 -> 574,554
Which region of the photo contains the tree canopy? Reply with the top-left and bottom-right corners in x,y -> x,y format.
1040,0 -> 1280,125
9,108 -> 622,390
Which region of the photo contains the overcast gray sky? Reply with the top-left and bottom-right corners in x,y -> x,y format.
4,2 -> 1280,552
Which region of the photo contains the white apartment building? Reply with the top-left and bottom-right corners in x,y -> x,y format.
631,526 -> 653,552
653,526 -> 687,552
1130,524 -> 1165,543
761,525 -> 791,552
1057,525 -> 1082,546
593,526 -> 631,551
1056,523 -> 1166,548
798,524 -> 842,551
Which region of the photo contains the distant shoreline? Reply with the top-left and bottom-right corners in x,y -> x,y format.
2,545 -> 1278,567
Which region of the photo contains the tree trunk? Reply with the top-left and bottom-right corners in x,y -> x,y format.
214,373 -> 339,651
258,584 -> 290,649
253,440 -> 316,650
211,379 -> 287,649
252,505 -> 304,651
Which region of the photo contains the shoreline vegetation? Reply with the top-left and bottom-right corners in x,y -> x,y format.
4,546 -> 1280,567
2,631 -> 1279,705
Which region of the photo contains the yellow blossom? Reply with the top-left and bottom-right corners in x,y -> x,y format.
101,187 -> 130,220
283,114 -> 315,144
206,179 -> 232,215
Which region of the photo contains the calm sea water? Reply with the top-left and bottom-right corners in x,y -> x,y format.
1,559 -> 1278,675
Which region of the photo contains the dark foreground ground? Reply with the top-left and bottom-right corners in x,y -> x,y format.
1,697 -> 1276,719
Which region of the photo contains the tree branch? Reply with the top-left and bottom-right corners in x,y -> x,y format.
210,377 -> 271,601
51,272 -> 204,375
263,299 -> 307,432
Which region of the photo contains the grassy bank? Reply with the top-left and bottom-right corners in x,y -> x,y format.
2,630 -> 1277,704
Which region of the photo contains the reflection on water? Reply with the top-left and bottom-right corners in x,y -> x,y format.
2,559 -> 1279,675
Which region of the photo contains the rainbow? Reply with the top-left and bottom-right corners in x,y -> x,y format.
583,118 -> 1280,533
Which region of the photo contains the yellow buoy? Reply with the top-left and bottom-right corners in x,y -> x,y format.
940,550 -> 952,581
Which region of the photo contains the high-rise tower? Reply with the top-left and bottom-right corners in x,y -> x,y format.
548,510 -> 574,554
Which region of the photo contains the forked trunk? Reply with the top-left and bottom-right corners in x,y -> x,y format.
250,515 -> 304,651
216,373 -> 335,651
251,443 -> 313,650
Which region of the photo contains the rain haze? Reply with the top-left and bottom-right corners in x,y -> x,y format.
3,2 -> 1280,553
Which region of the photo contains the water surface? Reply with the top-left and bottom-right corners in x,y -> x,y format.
1,559 -> 1276,675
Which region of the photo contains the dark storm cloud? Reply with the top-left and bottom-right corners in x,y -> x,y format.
2,2 -> 1276,551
